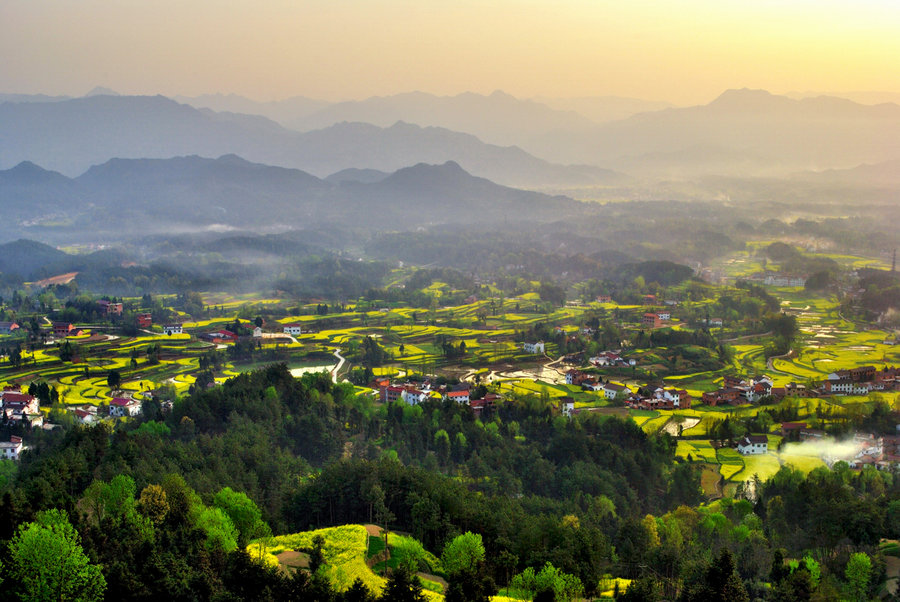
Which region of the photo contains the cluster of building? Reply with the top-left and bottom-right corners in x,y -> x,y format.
625,387 -> 692,410
587,351 -> 636,368
700,375 -> 808,406
819,366 -> 900,396
1,388 -> 42,461
564,369 -> 629,399
375,378 -> 502,415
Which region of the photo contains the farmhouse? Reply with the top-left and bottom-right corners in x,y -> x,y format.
737,435 -> 768,455
444,390 -> 470,404
109,397 -> 142,418
589,351 -> 625,367
97,300 -> 123,316
559,396 -> 575,418
163,324 -> 183,335
201,330 -> 237,343
0,321 -> 19,334
641,313 -> 662,329
401,388 -> 428,406
596,295 -> 613,303
581,379 -> 604,392
52,322 -> 78,337
136,313 -> 152,329
603,382 -> 628,400
283,324 -> 303,336
1,391 -> 40,421
565,369 -> 588,385
72,407 -> 97,425
0,436 -> 24,461
523,342 -> 545,354
470,393 -> 501,415
656,311 -> 671,321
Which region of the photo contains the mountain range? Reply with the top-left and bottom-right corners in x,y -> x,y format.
0,95 -> 619,188
531,89 -> 900,176
0,155 -> 583,240
3,87 -> 900,192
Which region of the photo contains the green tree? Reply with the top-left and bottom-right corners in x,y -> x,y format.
379,564 -> 426,602
8,509 -> 106,601
845,552 -> 871,602
441,531 -> 486,576
213,486 -> 271,546
197,506 -> 239,552
107,369 -> 122,391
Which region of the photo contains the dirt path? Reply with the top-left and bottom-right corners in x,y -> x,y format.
766,349 -> 796,373
886,552 -> 900,595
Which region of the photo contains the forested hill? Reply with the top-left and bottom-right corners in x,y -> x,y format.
2,365 -> 895,599
0,364 -> 695,599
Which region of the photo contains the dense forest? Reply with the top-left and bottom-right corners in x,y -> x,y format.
0,364 -> 896,600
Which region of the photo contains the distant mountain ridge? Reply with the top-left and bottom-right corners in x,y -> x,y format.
531,88 -> 900,176
0,155 -> 582,237
0,95 -> 619,187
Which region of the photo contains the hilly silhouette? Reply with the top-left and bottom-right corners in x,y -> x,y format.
532,89 -> 900,176
0,95 -> 616,188
0,156 -> 581,237
285,90 -> 595,147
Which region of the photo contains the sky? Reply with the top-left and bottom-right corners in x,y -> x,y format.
2,0 -> 900,105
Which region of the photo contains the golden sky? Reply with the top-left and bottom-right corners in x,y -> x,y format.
2,0 -> 899,104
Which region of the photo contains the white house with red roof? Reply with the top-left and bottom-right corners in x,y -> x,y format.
1,391 -> 40,421
445,390 -> 470,404
109,396 -> 142,418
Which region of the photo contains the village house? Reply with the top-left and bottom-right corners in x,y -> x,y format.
163,324 -> 183,335
445,390 -> 470,405
603,382 -> 628,400
559,396 -> 575,418
656,311 -> 671,321
565,369 -> 588,385
401,388 -> 428,405
52,322 -> 78,338
581,379 -> 604,392
136,313 -> 153,329
596,295 -> 613,303
0,321 -> 20,335
109,397 -> 142,418
641,313 -> 662,329
780,422 -> 807,438
201,329 -> 237,343
283,324 -> 303,336
1,391 -> 40,423
523,342 -> 545,354
737,435 -> 769,455
470,393 -> 501,415
589,351 -> 626,367
97,300 -> 123,316
642,294 -> 657,305
72,407 -> 97,425
0,436 -> 24,461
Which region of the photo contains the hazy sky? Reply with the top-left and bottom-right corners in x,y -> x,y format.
2,0 -> 899,105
